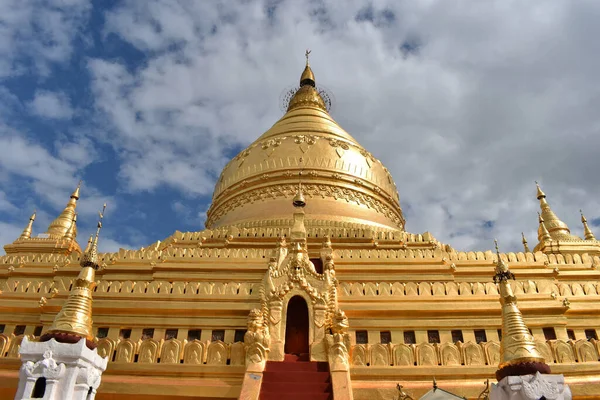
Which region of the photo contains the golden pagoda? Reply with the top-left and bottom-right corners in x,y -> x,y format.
0,57 -> 600,400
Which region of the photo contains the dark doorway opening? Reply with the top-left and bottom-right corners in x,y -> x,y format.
310,258 -> 324,274
32,377 -> 46,398
284,296 -> 310,355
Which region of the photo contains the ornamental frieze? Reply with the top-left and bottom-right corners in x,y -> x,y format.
206,182 -> 403,228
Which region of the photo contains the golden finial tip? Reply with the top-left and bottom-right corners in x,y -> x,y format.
71,181 -> 82,199
300,51 -> 316,87
30,211 -> 36,221
535,181 -> 545,199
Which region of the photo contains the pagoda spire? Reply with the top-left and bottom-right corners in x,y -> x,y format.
580,210 -> 596,241
63,213 -> 77,242
493,240 -> 550,381
287,51 -> 327,112
537,212 -> 552,242
300,49 -> 315,86
18,211 -> 36,240
46,181 -> 81,238
535,182 -> 579,240
521,232 -> 530,253
42,204 -> 106,345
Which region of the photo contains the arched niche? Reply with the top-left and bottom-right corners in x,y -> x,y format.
269,289 -> 326,361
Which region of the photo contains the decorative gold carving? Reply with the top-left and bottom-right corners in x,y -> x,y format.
97,338 -> 116,359
244,309 -> 270,366
352,344 -> 368,366
573,339 -> 599,362
439,342 -> 461,366
115,339 -> 136,363
7,335 -> 25,358
535,340 -> 554,363
551,340 -> 575,363
370,343 -> 391,366
183,340 -> 205,364
416,343 -> 437,366
138,339 -> 159,363
206,341 -> 227,365
0,334 -> 9,357
461,342 -> 485,366
206,182 -> 403,229
160,339 -> 182,364
483,341 -> 501,365
393,344 -> 415,366
229,342 -> 245,366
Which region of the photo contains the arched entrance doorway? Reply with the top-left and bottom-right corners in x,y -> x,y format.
284,296 -> 309,355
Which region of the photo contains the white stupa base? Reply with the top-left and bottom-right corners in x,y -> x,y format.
491,371 -> 572,400
14,337 -> 107,400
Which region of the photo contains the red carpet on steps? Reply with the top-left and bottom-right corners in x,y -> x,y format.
259,354 -> 333,400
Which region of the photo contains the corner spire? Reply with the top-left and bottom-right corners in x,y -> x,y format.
18,211 -> 36,240
580,210 -> 596,241
493,240 -> 550,381
43,203 -> 106,346
534,182 -> 579,241
46,182 -> 81,238
521,232 -> 530,253
63,214 -> 77,242
537,212 -> 552,242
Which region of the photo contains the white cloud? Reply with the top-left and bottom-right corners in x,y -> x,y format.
0,128 -> 77,187
0,191 -> 17,212
0,125 -> 113,222
0,222 -> 23,250
86,0 -> 600,252
28,91 -> 74,119
0,0 -> 91,77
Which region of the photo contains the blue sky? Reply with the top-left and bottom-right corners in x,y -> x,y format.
1,0 -> 600,253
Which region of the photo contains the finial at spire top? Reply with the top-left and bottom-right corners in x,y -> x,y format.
535,181 -> 545,200
299,51 -> 316,87
18,210 -> 37,240
580,209 -> 596,240
493,239 -> 512,281
71,180 -> 82,200
521,232 -> 530,253
80,203 -> 107,270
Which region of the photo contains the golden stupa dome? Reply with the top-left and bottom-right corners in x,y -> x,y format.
206,58 -> 404,230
